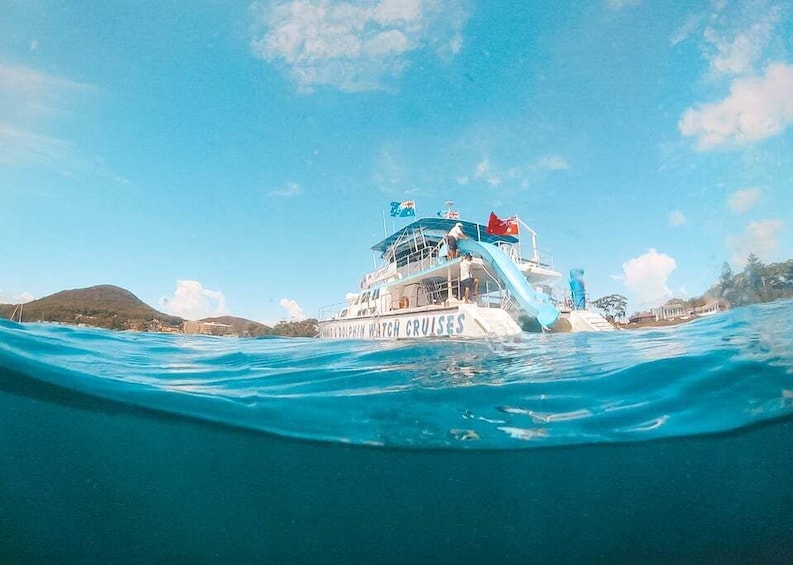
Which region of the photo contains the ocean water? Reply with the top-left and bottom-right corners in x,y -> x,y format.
1,301 -> 792,562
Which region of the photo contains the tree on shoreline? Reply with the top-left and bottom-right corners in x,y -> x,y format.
592,294 -> 627,323
621,255 -> 792,321
708,256 -> 793,306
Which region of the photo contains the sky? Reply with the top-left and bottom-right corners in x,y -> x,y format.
1,0 -> 792,323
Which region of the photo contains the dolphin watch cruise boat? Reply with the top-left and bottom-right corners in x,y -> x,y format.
317,216 -> 613,339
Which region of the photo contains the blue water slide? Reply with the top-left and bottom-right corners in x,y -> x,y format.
458,239 -> 560,328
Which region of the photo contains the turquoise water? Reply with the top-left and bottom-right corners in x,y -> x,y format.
2,301 -> 792,561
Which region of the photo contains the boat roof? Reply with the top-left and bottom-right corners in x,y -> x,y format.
371,217 -> 518,253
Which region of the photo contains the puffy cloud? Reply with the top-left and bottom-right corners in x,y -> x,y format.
268,182 -> 302,197
727,187 -> 761,213
668,210 -> 686,227
621,249 -> 677,307
0,63 -> 90,119
373,146 -> 403,192
670,13 -> 706,46
702,8 -> 780,77
727,219 -> 784,267
0,290 -> 35,304
280,297 -> 306,321
161,280 -> 229,321
17,291 -> 35,303
679,63 -> 793,149
0,64 -> 92,172
467,153 -> 569,190
606,0 -> 640,9
473,158 -> 501,186
249,0 -> 469,92
0,123 -> 72,168
533,154 -> 570,171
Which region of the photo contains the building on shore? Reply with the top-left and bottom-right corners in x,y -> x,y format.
183,320 -> 236,336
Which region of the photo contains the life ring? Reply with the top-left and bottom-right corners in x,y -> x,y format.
399,296 -> 409,309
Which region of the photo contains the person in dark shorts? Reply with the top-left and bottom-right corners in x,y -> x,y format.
445,222 -> 467,259
459,253 -> 479,302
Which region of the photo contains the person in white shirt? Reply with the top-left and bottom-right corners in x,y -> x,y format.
459,253 -> 479,302
445,222 -> 467,259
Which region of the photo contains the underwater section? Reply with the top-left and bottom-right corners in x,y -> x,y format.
1,301 -> 793,560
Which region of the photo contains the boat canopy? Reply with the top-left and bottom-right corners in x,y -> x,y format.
371,217 -> 518,254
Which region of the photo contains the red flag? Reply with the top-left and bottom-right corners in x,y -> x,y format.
486,212 -> 519,236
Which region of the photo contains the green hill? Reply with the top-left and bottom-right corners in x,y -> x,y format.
1,284 -> 319,337
0,285 -> 182,331
198,315 -> 273,337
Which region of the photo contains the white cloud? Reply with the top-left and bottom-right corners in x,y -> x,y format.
0,289 -> 35,304
0,63 -> 90,119
17,292 -> 35,303
727,187 -> 761,213
0,64 -> 101,178
727,219 -> 784,267
0,123 -> 72,168
701,5 -> 781,77
363,29 -> 409,57
533,154 -> 570,171
472,158 -> 503,187
249,0 -> 469,92
668,210 -> 686,227
621,249 -> 677,307
606,0 -> 640,9
268,182 -> 302,197
280,297 -> 306,320
467,153 -> 569,189
466,158 -> 501,187
670,13 -> 706,46
161,280 -> 229,321
373,146 -> 403,192
679,63 -> 793,149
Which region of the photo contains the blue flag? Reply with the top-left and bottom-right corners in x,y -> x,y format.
390,200 -> 416,217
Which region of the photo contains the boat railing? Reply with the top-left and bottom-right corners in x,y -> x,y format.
318,302 -> 349,321
391,239 -> 555,278
552,290 -> 593,312
492,241 -> 554,269
516,249 -> 555,269
394,243 -> 444,280
319,265 -> 517,322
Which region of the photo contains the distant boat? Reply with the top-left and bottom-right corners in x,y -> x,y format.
10,303 -> 23,323
317,216 -> 612,339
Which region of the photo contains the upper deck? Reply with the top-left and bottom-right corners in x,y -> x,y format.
360,216 -> 560,291
371,217 -> 518,256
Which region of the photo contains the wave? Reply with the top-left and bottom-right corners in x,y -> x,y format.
1,301 -> 792,449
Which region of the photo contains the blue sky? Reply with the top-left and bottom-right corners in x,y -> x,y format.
1,0 -> 792,322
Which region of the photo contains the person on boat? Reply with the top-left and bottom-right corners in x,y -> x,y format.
445,222 -> 467,259
459,253 -> 479,303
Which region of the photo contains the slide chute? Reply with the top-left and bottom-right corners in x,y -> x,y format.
458,239 -> 560,329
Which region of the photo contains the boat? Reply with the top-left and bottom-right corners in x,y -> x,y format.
317,215 -> 613,339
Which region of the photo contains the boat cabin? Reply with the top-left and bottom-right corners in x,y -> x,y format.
320,218 -> 559,323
